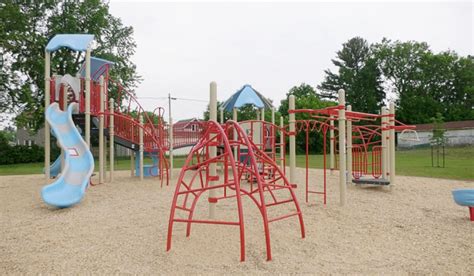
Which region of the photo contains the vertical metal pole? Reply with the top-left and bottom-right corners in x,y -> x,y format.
168,93 -> 174,179
219,107 -> 224,172
61,82 -> 66,173
99,76 -> 104,184
346,105 -> 352,185
131,149 -> 135,176
271,108 -> 275,125
109,98 -> 115,182
338,89 -> 347,206
280,116 -> 284,172
437,145 -> 440,167
381,107 -> 388,179
389,102 -> 396,185
85,48 -> 91,147
44,51 -> 51,181
233,107 -> 238,161
220,107 -> 224,124
209,82 -> 217,218
431,145 -> 434,167
289,95 -> 296,185
139,115 -> 144,181
330,115 -> 335,173
104,136 -> 108,178
261,108 -> 265,121
443,142 -> 445,168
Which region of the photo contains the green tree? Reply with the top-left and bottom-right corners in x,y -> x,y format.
374,39 -> 474,124
0,130 -> 15,146
318,37 -> 385,114
430,112 -> 446,146
449,56 -> 474,121
0,0 -> 140,130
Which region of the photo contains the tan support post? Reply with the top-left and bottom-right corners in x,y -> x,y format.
209,81 -> 217,218
220,107 -> 224,124
261,108 -> 265,121
109,98 -> 115,182
338,89 -> 346,206
104,135 -> 108,176
139,115 -> 144,181
389,103 -> 396,185
44,51 -> 51,181
85,48 -> 91,148
169,117 -> 174,179
289,95 -> 296,185
346,105 -> 352,185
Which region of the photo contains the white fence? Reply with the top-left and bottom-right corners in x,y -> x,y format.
398,128 -> 474,148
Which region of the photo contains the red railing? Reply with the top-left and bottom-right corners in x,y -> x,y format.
48,73 -> 170,184
352,145 -> 365,179
168,129 -> 205,149
111,112 -> 169,186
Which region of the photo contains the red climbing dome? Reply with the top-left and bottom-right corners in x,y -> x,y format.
166,120 -> 305,261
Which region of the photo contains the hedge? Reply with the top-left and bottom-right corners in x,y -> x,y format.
0,143 -> 60,165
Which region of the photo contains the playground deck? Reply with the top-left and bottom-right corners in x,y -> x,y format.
0,168 -> 472,274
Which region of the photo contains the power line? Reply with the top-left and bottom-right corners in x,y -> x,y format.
174,97 -> 208,103
137,96 -> 207,103
137,96 -> 167,100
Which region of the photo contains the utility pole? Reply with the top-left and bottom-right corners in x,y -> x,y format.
168,93 -> 177,178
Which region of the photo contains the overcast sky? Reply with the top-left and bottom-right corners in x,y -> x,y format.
108,1 -> 473,121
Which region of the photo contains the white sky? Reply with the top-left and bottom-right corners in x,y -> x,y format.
108,1 -> 473,121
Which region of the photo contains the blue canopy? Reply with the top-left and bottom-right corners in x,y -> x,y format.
221,84 -> 273,112
46,34 -> 94,52
78,57 -> 114,81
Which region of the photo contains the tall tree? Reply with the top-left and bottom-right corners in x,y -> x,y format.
0,0 -> 140,130
318,37 -> 385,114
374,39 -> 432,124
373,39 -> 474,124
450,56 -> 474,121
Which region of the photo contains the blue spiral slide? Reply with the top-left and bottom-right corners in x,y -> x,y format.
41,103 -> 94,208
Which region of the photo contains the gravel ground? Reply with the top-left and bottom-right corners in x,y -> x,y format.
0,168 -> 473,274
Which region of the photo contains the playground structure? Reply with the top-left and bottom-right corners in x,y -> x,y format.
42,34 -> 190,207
40,34 -> 420,260
166,84 -> 417,260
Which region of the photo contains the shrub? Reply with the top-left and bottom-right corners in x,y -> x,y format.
0,144 -> 60,165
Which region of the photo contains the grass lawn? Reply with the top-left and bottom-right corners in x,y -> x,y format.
0,147 -> 473,180
289,146 -> 474,181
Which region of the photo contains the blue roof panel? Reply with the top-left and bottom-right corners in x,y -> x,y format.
221,84 -> 273,112
78,57 -> 114,81
46,34 -> 94,52
234,86 -> 265,108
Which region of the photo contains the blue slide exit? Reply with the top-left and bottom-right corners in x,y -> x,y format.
45,155 -> 62,178
41,103 -> 94,208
